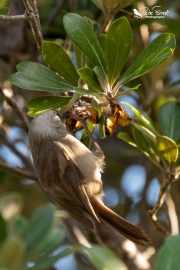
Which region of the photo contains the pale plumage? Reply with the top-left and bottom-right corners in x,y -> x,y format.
28,110 -> 150,246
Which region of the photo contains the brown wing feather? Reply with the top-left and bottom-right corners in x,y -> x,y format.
54,141 -> 99,221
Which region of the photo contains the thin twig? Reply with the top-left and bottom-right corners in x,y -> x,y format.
166,190 -> 179,235
148,174 -> 174,234
0,86 -> 29,134
0,0 -> 43,51
0,160 -> 37,181
0,128 -> 33,170
0,14 -> 27,21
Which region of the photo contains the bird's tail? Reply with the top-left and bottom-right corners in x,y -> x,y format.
93,199 -> 151,246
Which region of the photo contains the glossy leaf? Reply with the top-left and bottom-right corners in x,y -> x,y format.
26,96 -> 72,117
98,34 -> 107,63
155,235 -> 180,270
159,101 -> 180,142
42,41 -> 79,85
157,135 -> 178,165
73,44 -> 86,69
78,67 -> 103,91
94,66 -> 108,90
75,87 -> 105,97
82,245 -> 127,270
9,61 -> 74,92
21,204 -> 55,253
107,17 -> 132,86
63,13 -> 106,74
116,33 -> 176,87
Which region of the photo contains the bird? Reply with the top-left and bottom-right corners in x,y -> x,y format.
132,9 -> 142,18
28,110 -> 151,246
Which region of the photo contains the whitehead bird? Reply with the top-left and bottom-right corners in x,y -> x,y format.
132,8 -> 142,18
28,110 -> 150,246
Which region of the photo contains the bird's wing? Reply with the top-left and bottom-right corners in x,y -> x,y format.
54,141 -> 99,222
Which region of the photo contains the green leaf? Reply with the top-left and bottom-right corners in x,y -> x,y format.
21,204 -> 55,253
118,131 -> 137,147
94,66 -> 108,90
9,61 -> 74,92
117,33 -> 176,87
98,34 -> 107,63
75,87 -> 105,97
89,0 -> 104,10
82,245 -> 128,270
133,128 -> 161,167
81,121 -> 95,148
159,101 -> 180,142
26,245 -> 80,270
73,44 -> 86,69
107,17 -> 132,86
12,216 -> 29,236
26,96 -> 72,117
42,41 -> 79,85
91,99 -> 105,139
37,227 -> 66,254
115,84 -> 141,98
157,135 -> 178,166
78,67 -> 103,91
155,235 -> 180,270
0,213 -> 7,244
0,7 -> 9,14
63,13 -> 106,74
121,101 -> 158,135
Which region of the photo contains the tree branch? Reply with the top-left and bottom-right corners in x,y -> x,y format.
0,160 -> 37,181
0,0 -> 43,51
148,173 -> 175,235
0,85 -> 30,134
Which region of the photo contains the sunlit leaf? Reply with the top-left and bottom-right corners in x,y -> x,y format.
115,33 -> 176,88
26,96 -> 72,117
157,135 -> 178,166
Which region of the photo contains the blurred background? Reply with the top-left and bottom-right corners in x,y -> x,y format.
0,0 -> 180,269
